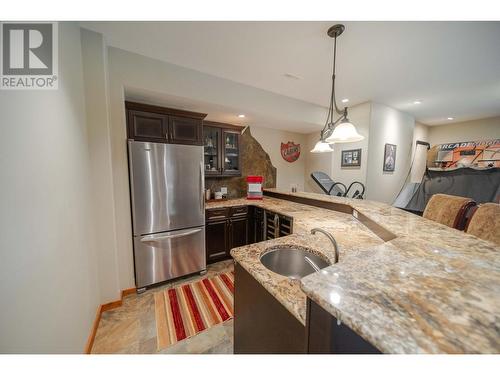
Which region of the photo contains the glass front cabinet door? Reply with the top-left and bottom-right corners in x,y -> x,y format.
203,123 -> 242,177
203,126 -> 221,175
222,130 -> 240,175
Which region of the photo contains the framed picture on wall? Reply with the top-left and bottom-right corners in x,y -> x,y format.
383,143 -> 397,172
341,148 -> 362,167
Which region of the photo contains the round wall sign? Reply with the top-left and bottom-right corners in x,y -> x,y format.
281,141 -> 301,163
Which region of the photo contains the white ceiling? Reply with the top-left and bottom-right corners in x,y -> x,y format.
82,21 -> 500,127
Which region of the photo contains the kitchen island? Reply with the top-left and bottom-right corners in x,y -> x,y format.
208,189 -> 500,353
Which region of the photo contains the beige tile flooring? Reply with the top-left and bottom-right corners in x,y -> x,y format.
91,260 -> 235,354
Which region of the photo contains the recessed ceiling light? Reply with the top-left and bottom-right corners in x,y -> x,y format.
413,100 -> 422,105
341,98 -> 349,103
238,114 -> 245,118
447,117 -> 454,120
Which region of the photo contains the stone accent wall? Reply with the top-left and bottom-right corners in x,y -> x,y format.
206,127 -> 277,198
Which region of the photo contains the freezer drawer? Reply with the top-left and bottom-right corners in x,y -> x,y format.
133,226 -> 206,289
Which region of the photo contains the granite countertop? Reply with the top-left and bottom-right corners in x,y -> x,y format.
209,190 -> 500,353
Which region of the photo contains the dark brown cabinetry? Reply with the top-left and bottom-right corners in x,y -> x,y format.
306,298 -> 381,354
230,216 -> 248,249
205,206 -> 248,264
203,121 -> 242,177
126,101 -> 206,145
234,264 -> 381,354
247,207 -> 293,244
127,110 -> 168,142
264,210 -> 293,240
248,207 -> 265,244
205,219 -> 229,263
234,263 -> 307,353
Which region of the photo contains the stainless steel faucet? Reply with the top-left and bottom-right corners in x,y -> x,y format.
310,228 -> 339,264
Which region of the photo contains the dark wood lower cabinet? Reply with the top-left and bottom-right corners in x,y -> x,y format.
234,263 -> 307,354
205,219 -> 228,263
230,216 -> 248,249
205,206 -> 249,264
306,298 -> 381,354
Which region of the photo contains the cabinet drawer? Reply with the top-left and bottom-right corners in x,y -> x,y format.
230,206 -> 248,217
206,207 -> 230,221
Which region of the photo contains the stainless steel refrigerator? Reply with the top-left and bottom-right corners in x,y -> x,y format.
128,140 -> 206,291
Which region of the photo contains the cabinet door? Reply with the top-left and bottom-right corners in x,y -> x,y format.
205,220 -> 229,264
128,110 -> 168,142
247,208 -> 255,244
203,126 -> 222,176
222,130 -> 241,176
255,218 -> 264,243
230,217 -> 248,252
168,116 -> 203,145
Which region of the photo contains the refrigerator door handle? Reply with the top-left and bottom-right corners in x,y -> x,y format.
200,161 -> 205,212
140,228 -> 203,243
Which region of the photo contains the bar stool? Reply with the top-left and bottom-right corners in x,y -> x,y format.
465,203 -> 500,246
422,193 -> 476,230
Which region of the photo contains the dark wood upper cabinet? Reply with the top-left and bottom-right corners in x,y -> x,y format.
127,110 -> 168,142
203,125 -> 222,176
168,116 -> 203,145
203,121 -> 242,177
125,101 -> 206,146
222,129 -> 241,176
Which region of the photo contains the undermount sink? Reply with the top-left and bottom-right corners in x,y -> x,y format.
260,246 -> 330,279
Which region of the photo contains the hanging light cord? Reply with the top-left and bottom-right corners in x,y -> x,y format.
321,34 -> 346,138
331,35 -> 344,118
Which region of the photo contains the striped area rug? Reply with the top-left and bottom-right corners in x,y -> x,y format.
154,271 -> 234,350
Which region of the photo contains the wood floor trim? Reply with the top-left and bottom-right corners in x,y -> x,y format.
84,287 -> 137,354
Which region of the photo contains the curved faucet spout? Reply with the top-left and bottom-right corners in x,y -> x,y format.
310,228 -> 339,264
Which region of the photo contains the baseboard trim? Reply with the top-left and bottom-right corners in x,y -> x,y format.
84,287 -> 137,354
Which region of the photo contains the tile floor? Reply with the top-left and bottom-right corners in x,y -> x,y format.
91,260 -> 235,354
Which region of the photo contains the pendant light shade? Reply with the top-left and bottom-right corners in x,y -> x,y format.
325,118 -> 364,143
310,140 -> 334,153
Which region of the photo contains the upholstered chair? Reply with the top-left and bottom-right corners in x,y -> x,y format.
422,193 -> 476,230
465,203 -> 500,246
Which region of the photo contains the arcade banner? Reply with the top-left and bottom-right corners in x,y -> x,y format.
427,139 -> 500,170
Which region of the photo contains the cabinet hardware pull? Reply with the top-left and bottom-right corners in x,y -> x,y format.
140,228 -> 202,242
209,215 -> 226,220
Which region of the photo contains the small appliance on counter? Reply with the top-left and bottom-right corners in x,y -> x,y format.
247,175 -> 263,200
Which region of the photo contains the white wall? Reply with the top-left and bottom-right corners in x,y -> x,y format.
428,116 -> 500,146
250,126 -> 307,191
304,102 -> 371,194
0,23 -> 100,353
365,103 -> 415,204
328,102 -> 371,188
80,29 -> 121,303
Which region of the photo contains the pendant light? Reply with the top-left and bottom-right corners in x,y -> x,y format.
310,24 -> 364,152
311,135 -> 334,153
